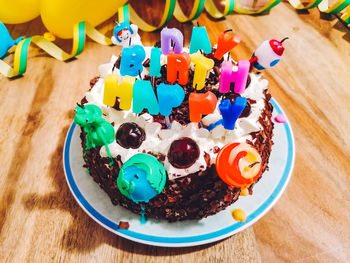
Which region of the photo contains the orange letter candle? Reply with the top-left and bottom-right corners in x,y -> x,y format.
167,52 -> 191,85
189,91 -> 217,122
214,31 -> 240,60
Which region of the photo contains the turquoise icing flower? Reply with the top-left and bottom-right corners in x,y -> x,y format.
117,153 -> 167,203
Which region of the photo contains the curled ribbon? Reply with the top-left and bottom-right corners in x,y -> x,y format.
1,0 -> 350,78
0,21 -> 112,78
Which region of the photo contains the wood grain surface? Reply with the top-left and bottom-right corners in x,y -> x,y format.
0,1 -> 350,262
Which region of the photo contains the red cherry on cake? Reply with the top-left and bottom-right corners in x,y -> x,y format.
116,122 -> 146,149
167,137 -> 200,169
269,39 -> 285,56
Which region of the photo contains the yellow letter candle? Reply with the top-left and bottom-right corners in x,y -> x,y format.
103,74 -> 135,110
190,53 -> 214,90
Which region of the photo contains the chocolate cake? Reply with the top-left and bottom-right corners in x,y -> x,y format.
77,47 -> 274,222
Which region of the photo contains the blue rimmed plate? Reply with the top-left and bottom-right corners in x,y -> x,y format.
63,98 -> 295,247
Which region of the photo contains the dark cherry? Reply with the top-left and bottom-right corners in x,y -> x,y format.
167,137 -> 200,169
116,122 -> 146,149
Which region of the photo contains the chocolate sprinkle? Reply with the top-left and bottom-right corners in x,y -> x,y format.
118,221 -> 130,229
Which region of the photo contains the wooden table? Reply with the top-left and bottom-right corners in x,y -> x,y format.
1,1 -> 349,262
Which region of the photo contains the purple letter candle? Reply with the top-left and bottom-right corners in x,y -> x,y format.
161,27 -> 183,55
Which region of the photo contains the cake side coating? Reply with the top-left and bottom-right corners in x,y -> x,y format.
80,91 -> 273,221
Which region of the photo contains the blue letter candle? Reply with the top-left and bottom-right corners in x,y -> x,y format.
133,80 -> 159,115
157,83 -> 185,116
120,45 -> 146,77
219,97 -> 247,130
189,26 -> 212,54
149,47 -> 161,77
161,27 -> 183,55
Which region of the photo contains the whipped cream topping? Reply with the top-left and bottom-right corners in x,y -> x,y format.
84,47 -> 269,180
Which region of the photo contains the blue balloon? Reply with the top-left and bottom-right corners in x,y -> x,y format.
0,22 -> 23,59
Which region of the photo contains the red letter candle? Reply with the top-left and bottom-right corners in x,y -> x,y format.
167,52 -> 191,85
219,60 -> 250,94
189,91 -> 217,122
214,31 -> 240,60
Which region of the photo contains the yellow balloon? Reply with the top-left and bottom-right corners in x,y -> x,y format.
0,0 -> 40,24
40,0 -> 128,39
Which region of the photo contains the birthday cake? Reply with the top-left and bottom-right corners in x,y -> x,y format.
74,27 -> 284,222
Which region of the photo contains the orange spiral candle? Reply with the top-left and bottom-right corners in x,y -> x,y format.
215,143 -> 262,189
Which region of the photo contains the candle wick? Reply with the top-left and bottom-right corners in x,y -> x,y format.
200,49 -> 203,54
76,102 -> 84,108
197,21 -> 200,27
172,41 -> 176,51
129,37 -> 131,47
227,52 -> 230,61
138,70 -> 142,80
224,29 -> 233,33
249,161 -> 260,168
280,37 -> 289,43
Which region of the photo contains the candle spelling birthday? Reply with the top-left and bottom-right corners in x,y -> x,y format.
103,25 -> 286,127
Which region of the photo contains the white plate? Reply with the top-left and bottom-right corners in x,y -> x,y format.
63,98 -> 295,247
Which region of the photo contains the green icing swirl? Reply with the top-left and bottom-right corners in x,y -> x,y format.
74,104 -> 115,164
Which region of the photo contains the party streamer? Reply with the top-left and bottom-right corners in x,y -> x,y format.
1,0 -> 349,78
0,22 -> 112,78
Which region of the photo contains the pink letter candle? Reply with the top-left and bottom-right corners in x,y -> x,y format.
189,91 -> 217,122
132,80 -> 159,115
219,60 -> 250,94
191,53 -> 214,90
167,52 -> 191,85
161,27 -> 183,55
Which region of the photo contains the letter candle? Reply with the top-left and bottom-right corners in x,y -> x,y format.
157,83 -> 185,116
219,97 -> 247,130
161,27 -> 183,55
219,60 -> 250,94
133,80 -> 160,115
120,45 -> 146,77
191,53 -> 214,90
149,47 -> 162,77
189,91 -> 217,122
214,30 -> 240,60
103,74 -> 135,110
167,52 -> 191,85
189,26 -> 212,54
